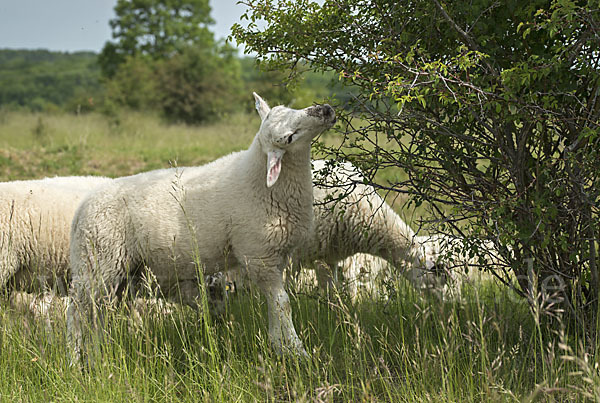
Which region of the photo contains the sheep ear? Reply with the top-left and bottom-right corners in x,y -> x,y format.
266,149 -> 285,187
253,92 -> 270,121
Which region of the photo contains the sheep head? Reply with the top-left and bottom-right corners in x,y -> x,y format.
253,92 -> 336,187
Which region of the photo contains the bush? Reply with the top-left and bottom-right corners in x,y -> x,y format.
104,56 -> 161,112
233,0 -> 600,321
156,45 -> 243,123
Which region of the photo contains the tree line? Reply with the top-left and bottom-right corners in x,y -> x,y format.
0,46 -> 338,122
0,0 -> 341,122
0,49 -> 102,113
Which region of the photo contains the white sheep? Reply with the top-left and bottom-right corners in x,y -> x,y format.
303,160 -> 427,289
310,233 -> 504,301
308,163 -> 504,296
0,176 -> 112,294
218,160 -> 436,300
328,253 -> 393,300
0,175 -> 231,326
67,93 -> 336,361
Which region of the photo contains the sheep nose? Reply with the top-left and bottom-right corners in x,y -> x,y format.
321,104 -> 333,114
309,104 -> 336,123
429,264 -> 447,278
326,105 -> 337,124
320,104 -> 334,119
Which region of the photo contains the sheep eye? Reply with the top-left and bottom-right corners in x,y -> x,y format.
287,130 -> 298,144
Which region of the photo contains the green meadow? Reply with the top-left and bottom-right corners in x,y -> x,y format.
0,110 -> 598,401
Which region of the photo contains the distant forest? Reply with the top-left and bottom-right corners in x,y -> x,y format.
0,49 -> 102,112
0,48 -> 343,119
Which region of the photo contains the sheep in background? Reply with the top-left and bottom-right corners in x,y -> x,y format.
8,291 -> 68,331
303,159 -> 426,289
0,176 -> 112,295
328,253 -> 392,300
325,234 -> 502,301
308,162 -> 506,297
67,93 -> 336,362
0,175 -> 233,327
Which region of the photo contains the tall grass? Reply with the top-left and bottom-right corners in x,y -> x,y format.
0,110 -> 598,401
0,110 -> 256,180
1,277 -> 598,401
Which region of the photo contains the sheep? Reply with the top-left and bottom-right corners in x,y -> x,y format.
329,234 -> 503,301
288,231 -> 503,301
9,291 -> 69,331
66,93 -> 336,362
306,162 -> 505,298
215,160 -> 440,302
235,160 -> 428,285
0,176 -> 112,295
0,175 -> 232,327
327,253 -> 393,300
302,159 -> 427,289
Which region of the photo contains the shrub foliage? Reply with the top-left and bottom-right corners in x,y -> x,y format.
233,0 -> 600,319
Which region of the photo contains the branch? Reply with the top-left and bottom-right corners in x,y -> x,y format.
431,0 -> 498,76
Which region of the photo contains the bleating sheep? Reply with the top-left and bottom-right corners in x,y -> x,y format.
67,93 -> 336,362
0,176 -> 112,295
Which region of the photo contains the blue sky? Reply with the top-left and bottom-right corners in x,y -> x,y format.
0,0 -> 250,53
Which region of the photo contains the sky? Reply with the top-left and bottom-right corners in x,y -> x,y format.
0,0 -> 251,53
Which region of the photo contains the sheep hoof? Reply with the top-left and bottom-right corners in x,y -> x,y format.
298,347 -> 310,359
275,343 -> 309,359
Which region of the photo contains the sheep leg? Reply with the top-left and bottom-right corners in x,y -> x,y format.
66,281 -> 93,367
251,264 -> 307,357
315,260 -> 333,288
67,253 -> 130,367
264,282 -> 307,357
0,248 -> 18,293
68,279 -> 125,367
315,260 -> 341,293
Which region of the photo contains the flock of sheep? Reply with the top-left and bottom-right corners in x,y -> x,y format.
0,94 -> 484,365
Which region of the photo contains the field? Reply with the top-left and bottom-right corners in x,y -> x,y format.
0,110 -> 598,401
